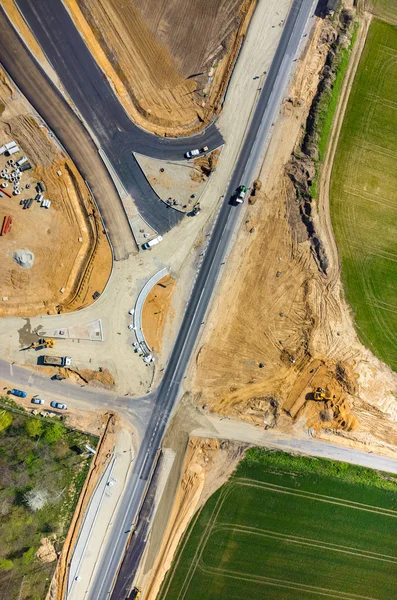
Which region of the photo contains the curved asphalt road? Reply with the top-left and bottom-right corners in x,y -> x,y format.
10,0 -> 223,234
82,0 -> 318,598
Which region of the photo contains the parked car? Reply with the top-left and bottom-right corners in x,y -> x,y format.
10,388 -> 26,398
31,398 -> 45,405
51,374 -> 65,381
128,308 -> 135,316
50,401 -> 67,410
128,324 -> 135,331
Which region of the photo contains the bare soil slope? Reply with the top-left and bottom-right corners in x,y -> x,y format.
66,0 -> 255,135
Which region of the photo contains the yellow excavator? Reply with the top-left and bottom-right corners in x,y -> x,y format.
313,387 -> 329,401
29,338 -> 55,350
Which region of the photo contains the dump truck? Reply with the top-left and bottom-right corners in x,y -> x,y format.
43,355 -> 72,367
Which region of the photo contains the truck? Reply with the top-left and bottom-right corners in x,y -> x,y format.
184,146 -> 209,159
142,235 -> 163,250
235,185 -> 247,204
43,356 -> 72,367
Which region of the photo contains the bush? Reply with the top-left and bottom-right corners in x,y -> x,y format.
44,422 -> 65,444
0,558 -> 14,571
22,546 -> 36,565
0,410 -> 12,432
25,419 -> 43,438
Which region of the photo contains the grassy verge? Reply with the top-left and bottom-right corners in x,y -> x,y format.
310,21 -> 358,198
0,403 -> 98,600
159,448 -> 397,600
330,18 -> 397,370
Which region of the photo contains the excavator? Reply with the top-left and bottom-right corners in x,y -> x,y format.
313,387 -> 330,401
29,338 -> 55,350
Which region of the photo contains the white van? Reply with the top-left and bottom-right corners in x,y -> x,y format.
142,235 -> 163,250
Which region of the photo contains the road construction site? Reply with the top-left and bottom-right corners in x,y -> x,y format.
1,1 -> 397,600
0,69 -> 112,318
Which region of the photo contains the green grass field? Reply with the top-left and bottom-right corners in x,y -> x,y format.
330,18 -> 397,370
158,449 -> 397,600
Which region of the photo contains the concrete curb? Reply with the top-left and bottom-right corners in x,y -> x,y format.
133,268 -> 169,356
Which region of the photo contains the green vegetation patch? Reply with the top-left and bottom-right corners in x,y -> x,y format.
159,448 -> 397,600
330,18 -> 397,370
0,404 -> 98,600
372,0 -> 397,25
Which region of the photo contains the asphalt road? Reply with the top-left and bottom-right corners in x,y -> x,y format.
0,8 -> 135,261
85,0 -> 318,598
12,0 -> 223,234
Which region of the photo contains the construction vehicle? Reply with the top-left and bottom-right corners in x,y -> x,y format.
313,387 -> 330,401
43,355 -> 72,367
30,338 -> 55,350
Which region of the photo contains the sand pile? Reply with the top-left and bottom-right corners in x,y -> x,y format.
13,248 -> 34,269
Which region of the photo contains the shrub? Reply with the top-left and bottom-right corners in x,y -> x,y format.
22,546 -> 35,565
0,410 -> 12,432
25,419 -> 43,438
0,558 -> 14,571
44,422 -> 65,444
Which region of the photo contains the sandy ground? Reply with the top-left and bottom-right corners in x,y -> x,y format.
64,0 -> 256,135
142,275 -> 176,353
192,11 -> 397,450
0,0 -> 291,399
134,151 -> 220,212
144,437 -> 246,600
0,69 -> 112,317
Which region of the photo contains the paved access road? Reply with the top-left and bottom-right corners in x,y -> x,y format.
9,0 -> 223,234
85,1 -> 318,598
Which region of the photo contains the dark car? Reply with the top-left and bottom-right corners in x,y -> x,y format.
50,401 -> 67,410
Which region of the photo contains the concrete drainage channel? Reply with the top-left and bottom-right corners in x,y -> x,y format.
132,267 -> 169,360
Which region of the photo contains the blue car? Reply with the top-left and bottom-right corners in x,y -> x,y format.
10,389 -> 27,398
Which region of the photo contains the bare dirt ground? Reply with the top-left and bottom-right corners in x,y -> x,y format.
0,69 -> 112,317
192,13 -> 397,449
64,0 -> 256,136
142,275 -> 176,353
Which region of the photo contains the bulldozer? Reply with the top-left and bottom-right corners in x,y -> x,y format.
29,338 -> 55,350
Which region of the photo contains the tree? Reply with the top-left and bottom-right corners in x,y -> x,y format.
0,558 -> 13,571
24,489 -> 49,512
44,422 -> 65,444
25,419 -> 43,438
0,410 -> 12,433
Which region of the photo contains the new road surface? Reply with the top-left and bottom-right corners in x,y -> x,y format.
86,0 -> 319,598
3,0 -> 223,236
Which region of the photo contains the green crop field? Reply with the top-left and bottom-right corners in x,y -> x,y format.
330,18 -> 397,371
372,0 -> 397,25
158,449 -> 397,600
